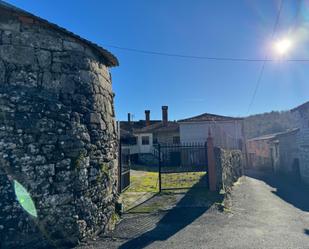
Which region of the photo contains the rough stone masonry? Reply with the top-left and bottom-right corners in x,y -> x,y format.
0,2 -> 119,248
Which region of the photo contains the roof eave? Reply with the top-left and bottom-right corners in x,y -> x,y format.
0,1 -> 119,67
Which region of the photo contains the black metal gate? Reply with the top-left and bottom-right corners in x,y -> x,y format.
155,143 -> 209,191
118,143 -> 131,192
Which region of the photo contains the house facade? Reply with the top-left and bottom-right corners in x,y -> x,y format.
247,129 -> 300,172
178,113 -> 245,151
120,106 -> 180,164
291,102 -> 309,183
269,129 -> 299,175
247,134 -> 276,170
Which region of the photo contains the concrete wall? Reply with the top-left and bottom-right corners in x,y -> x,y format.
0,9 -> 118,248
155,131 -> 179,145
135,133 -> 153,154
180,120 -> 244,151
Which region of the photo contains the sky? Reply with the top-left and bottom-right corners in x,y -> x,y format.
5,0 -> 309,121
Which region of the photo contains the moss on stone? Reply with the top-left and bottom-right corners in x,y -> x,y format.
74,151 -> 87,169
100,163 -> 110,178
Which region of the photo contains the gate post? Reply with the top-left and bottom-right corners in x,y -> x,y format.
118,141 -> 122,193
207,130 -> 217,191
158,144 -> 162,192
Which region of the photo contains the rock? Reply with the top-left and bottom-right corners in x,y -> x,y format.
0,59 -> 5,84
0,45 -> 36,65
36,50 -> 51,69
63,40 -> 84,52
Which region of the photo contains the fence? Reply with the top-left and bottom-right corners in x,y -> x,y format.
118,143 -> 131,192
154,143 -> 209,191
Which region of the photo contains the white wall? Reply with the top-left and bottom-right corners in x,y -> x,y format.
136,133 -> 153,154
123,133 -> 154,154
179,120 -> 244,150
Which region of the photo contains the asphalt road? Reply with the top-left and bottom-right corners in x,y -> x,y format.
78,171 -> 309,249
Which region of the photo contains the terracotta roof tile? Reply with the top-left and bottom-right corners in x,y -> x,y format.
178,113 -> 243,123
134,122 -> 179,133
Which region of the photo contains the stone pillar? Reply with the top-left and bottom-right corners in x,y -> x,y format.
207,130 -> 217,191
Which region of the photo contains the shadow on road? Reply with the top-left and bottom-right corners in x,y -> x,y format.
119,174 -> 222,249
246,169 -> 309,212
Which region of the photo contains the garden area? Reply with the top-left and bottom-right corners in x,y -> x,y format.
119,168 -> 210,212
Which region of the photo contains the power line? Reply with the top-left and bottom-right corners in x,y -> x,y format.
246,0 -> 285,114
105,44 -> 309,62
105,44 -> 268,61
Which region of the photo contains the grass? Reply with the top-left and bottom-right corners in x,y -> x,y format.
161,172 -> 207,190
120,169 -> 208,211
127,170 -> 159,192
125,170 -> 207,193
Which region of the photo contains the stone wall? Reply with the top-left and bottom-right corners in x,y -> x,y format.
294,109 -> 309,184
277,131 -> 299,174
0,8 -> 118,249
215,148 -> 243,193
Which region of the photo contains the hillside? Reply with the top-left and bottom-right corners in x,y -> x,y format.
244,111 -> 298,139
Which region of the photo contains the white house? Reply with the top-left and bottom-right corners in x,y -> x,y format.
178,113 -> 245,151
120,106 -> 179,157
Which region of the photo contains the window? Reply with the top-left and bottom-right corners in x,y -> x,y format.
173,136 -> 180,144
130,136 -> 137,145
142,136 -> 150,145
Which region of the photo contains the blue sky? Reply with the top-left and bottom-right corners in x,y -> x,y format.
6,0 -> 309,121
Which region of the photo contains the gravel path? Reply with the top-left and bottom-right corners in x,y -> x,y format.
77,171 -> 309,249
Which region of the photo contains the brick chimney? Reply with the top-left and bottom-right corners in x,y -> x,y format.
145,110 -> 150,126
162,106 -> 168,126
127,113 -> 132,124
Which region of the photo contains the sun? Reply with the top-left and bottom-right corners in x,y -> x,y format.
274,38 -> 292,56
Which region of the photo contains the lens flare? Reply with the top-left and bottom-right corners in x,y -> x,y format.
14,180 -> 37,218
274,38 -> 292,55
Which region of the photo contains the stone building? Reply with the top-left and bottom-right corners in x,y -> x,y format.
269,128 -> 299,175
292,101 -> 309,183
247,129 -> 300,172
247,133 -> 276,170
0,1 -> 119,248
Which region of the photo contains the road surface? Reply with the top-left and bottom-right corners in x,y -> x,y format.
78,171 -> 309,249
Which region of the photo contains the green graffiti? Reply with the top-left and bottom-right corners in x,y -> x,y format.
14,180 -> 37,218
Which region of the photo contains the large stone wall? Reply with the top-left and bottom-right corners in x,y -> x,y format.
215,148 -> 243,193
0,8 -> 118,249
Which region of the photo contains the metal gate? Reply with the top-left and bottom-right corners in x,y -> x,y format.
155,143 -> 209,191
118,143 -> 131,192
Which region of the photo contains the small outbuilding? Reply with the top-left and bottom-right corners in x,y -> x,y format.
0,1 -> 119,248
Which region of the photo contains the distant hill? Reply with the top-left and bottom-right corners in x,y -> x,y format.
244,111 -> 297,139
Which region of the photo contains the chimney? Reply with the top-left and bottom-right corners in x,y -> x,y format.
127,113 -> 131,123
145,110 -> 150,126
162,106 -> 168,125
